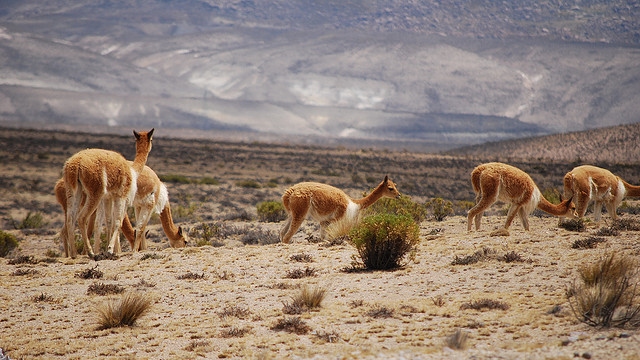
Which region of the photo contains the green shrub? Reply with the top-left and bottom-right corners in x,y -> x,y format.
349,213 -> 420,270
13,212 -> 47,229
366,195 -> 427,223
199,177 -> 220,185
0,230 -> 19,257
256,201 -> 287,222
425,198 -> 454,221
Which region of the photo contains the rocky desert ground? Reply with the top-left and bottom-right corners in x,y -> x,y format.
1,127 -> 640,359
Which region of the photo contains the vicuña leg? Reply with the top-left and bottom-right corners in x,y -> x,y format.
467,182 -> 499,231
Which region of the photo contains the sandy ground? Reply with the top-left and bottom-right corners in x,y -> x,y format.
2,212 -> 640,360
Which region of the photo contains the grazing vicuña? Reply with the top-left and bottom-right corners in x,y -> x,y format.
279,175 -> 400,243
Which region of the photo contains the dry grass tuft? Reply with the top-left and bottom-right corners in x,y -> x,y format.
140,252 -> 164,261
184,340 -> 213,353
501,251 -> 528,263
611,218 -> 640,231
460,298 -> 510,311
445,329 -> 469,350
96,292 -> 153,330
283,286 -> 327,314
271,316 -> 311,334
7,255 -> 38,265
568,253 -> 640,328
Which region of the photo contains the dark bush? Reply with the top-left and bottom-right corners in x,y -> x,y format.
0,231 -> 19,257
256,201 -> 287,222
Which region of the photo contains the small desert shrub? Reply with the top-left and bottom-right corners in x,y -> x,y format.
324,216 -> 361,241
177,271 -> 207,280
366,305 -> 395,318
256,201 -> 287,222
366,195 -> 427,223
271,316 -> 311,334
33,293 -> 55,303
140,252 -> 164,261
559,218 -> 587,232
451,247 -> 497,266
87,282 -> 125,296
289,253 -> 313,262
349,213 -> 420,270
460,298 -> 510,311
314,330 -> 342,343
191,222 -> 223,247
13,212 -> 47,229
454,200 -> 476,216
96,292 -> 153,330
425,197 -> 454,221
184,340 -> 213,353
220,326 -> 251,338
611,218 -> 640,231
174,203 -> 199,219
541,187 -> 562,204
501,251 -> 528,263
217,304 -> 251,319
568,253 -> 640,328
285,267 -> 317,279
445,329 -> 469,350
45,249 -> 60,258
75,265 -> 103,279
134,279 -> 156,288
11,268 -> 39,276
0,230 -> 19,257
572,236 -> 607,249
236,180 -> 261,189
595,226 -> 620,237
432,295 -> 446,307
8,255 -> 37,265
240,227 -> 279,245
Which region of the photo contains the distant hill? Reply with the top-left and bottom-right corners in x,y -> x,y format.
447,122 -> 640,164
0,1 -> 639,151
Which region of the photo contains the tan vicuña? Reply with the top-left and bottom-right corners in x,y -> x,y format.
279,175 -> 401,243
467,162 -> 576,232
60,129 -> 154,258
562,165 -> 640,223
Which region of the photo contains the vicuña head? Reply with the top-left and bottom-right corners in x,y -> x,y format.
562,164 -> 640,223
60,129 -> 154,258
279,175 -> 401,243
467,162 -> 575,234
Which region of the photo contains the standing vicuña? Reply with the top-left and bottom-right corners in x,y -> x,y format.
467,162 -> 575,233
562,165 -> 640,223
61,129 -> 154,258
279,175 -> 401,243
54,164 -> 188,253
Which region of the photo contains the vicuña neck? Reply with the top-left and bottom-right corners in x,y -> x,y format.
353,183 -> 386,209
160,205 -> 181,241
537,196 -> 569,216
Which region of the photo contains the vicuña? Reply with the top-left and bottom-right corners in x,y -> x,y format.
467,162 -> 575,232
562,165 -> 640,223
279,175 -> 401,243
60,129 -> 154,258
54,164 -> 187,254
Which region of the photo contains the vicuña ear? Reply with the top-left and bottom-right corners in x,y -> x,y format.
383,175 -> 389,183
134,130 -> 141,140
178,226 -> 183,236
148,128 -> 155,138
